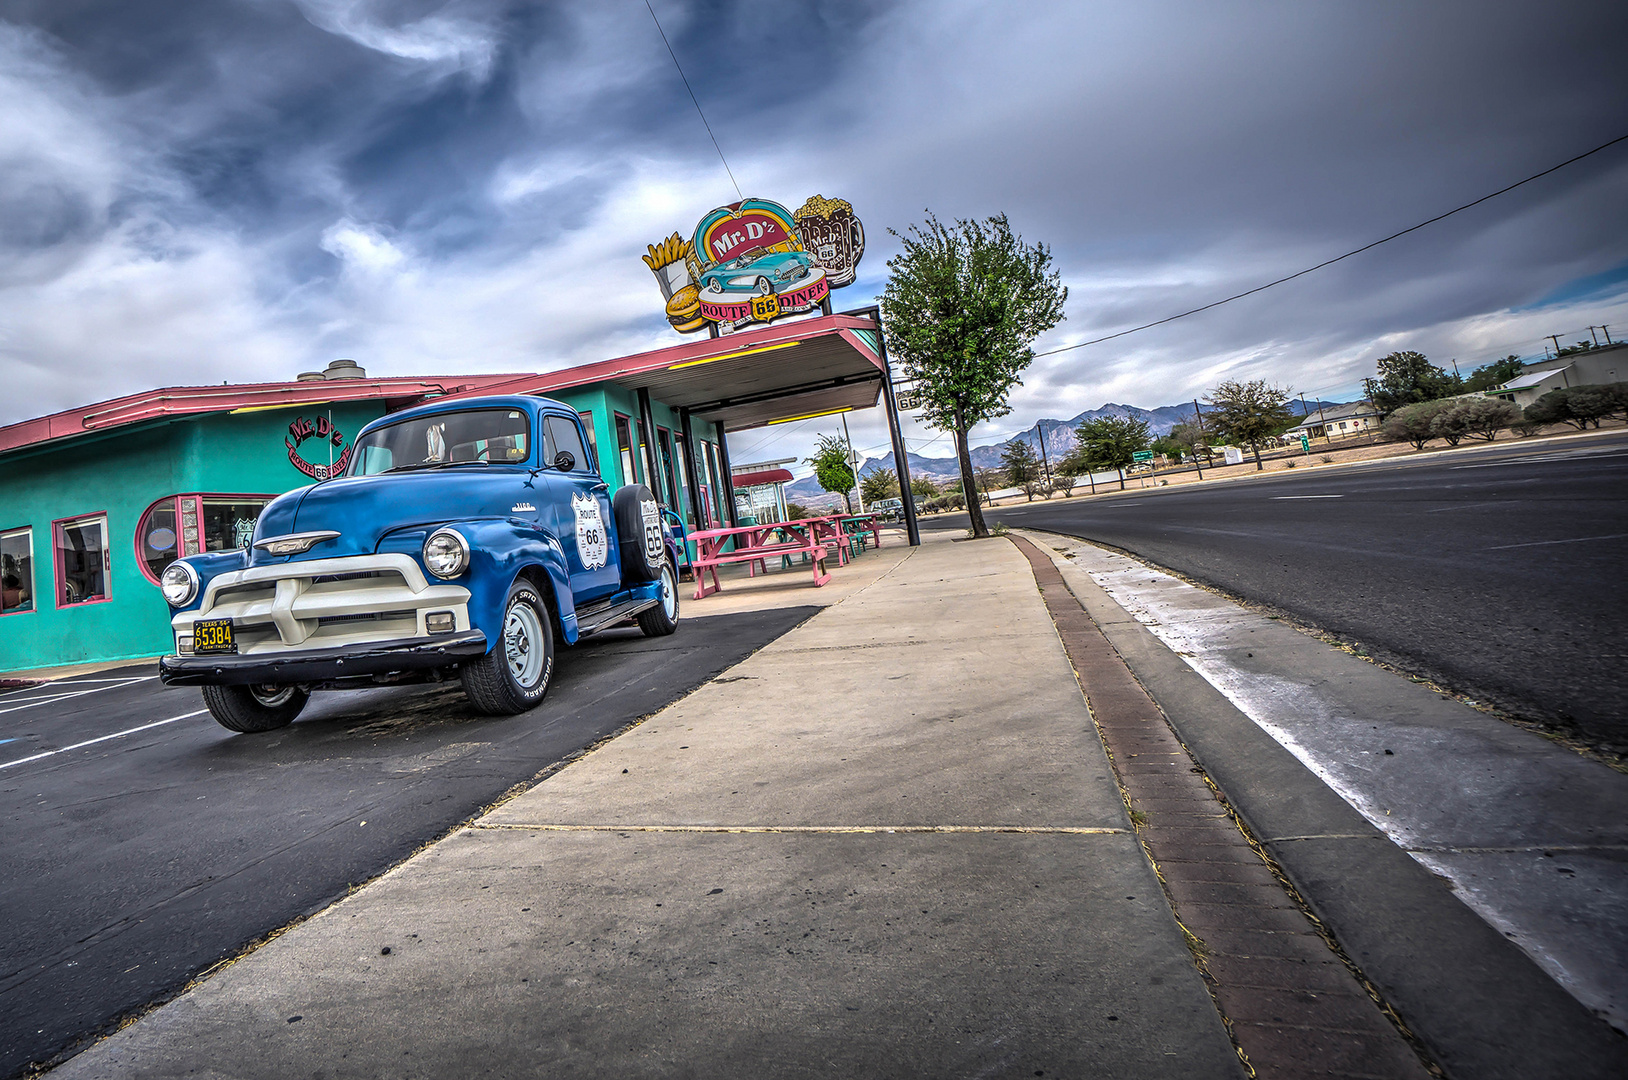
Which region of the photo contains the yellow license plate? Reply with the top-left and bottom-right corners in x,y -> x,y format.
194,618 -> 236,655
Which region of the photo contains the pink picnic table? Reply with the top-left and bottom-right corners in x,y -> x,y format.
685,522 -> 830,599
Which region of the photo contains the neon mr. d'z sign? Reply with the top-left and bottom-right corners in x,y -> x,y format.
286,415 -> 353,481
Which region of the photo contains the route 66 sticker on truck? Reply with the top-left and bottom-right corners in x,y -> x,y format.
157,395 -> 682,732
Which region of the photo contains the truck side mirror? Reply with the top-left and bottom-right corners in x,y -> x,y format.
553,451 -> 575,472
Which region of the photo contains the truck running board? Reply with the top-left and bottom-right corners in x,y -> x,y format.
574,596 -> 659,637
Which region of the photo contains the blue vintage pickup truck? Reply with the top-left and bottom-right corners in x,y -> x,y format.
158,395 -> 681,732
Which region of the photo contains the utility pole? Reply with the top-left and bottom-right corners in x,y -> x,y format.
1603,324 -> 1614,345
1190,399 -> 1205,480
1450,358 -> 1461,379
1548,334 -> 1563,357
1589,326 -> 1601,347
840,413 -> 861,515
1036,423 -> 1052,486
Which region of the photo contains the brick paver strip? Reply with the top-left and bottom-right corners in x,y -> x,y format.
1009,534 -> 1438,1080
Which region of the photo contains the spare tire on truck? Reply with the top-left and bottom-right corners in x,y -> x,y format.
612,484 -> 666,585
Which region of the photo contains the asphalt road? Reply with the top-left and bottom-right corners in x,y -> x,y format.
924,431 -> 1628,747
0,607 -> 815,1079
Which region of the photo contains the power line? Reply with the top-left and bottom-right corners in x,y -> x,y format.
1034,131 -> 1628,359
644,0 -> 743,201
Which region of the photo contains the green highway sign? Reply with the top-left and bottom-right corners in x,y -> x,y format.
1132,450 -> 1154,462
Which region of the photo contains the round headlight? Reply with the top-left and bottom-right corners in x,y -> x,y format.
160,561 -> 199,606
423,529 -> 469,579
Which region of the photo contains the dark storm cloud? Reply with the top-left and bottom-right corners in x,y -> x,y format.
0,0 -> 1624,463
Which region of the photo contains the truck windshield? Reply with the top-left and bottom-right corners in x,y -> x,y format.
348,409 -> 532,476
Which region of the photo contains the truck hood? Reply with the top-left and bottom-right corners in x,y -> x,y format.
249,467 -> 539,563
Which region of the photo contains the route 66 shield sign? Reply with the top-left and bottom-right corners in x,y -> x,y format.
573,492 -> 608,570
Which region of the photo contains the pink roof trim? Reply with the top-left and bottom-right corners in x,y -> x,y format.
0,374 -> 526,457
730,468 -> 795,487
438,313 -> 884,401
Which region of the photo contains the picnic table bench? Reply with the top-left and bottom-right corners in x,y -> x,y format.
687,522 -> 830,600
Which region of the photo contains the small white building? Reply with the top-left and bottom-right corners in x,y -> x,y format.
1283,400 -> 1382,442
1488,344 -> 1627,409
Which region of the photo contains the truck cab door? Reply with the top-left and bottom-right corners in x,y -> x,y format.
540,412 -> 621,602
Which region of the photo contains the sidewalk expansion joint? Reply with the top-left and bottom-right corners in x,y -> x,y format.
469,823 -> 1127,835
1009,533 -> 1443,1080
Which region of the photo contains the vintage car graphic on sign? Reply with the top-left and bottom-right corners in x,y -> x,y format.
156,395 -> 682,733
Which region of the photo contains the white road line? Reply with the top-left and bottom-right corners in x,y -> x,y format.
0,710 -> 208,770
1271,494 -> 1344,499
0,677 -> 154,716
1483,532 -> 1628,552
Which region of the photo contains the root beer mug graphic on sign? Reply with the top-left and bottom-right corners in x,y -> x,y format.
795,195 -> 865,289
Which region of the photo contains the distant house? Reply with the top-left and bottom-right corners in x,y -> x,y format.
1283,401 -> 1382,442
1487,343 -> 1627,409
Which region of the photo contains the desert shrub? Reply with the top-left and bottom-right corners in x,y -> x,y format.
1443,397 -> 1520,441
1524,384 -> 1627,431
1510,417 -> 1546,437
1382,399 -> 1453,450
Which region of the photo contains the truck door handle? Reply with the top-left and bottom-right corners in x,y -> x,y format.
591,483 -> 609,493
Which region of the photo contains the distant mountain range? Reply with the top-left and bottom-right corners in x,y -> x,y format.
780,397 -> 1346,503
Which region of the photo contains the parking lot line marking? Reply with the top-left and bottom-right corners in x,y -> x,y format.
1481,532 -> 1628,551
0,710 -> 207,770
471,823 -> 1127,835
0,677 -> 154,716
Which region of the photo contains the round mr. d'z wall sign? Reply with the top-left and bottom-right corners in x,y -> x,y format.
286,415 -> 353,481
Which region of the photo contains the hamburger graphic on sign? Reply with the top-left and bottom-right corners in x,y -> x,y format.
642,195 -> 865,335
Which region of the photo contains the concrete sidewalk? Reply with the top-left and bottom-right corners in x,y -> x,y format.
52,532 -> 1243,1079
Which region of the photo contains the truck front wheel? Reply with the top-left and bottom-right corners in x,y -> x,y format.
461,581 -> 555,715
202,684 -> 308,733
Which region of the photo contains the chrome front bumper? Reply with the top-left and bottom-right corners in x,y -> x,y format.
159,631 -> 487,686
170,553 -> 473,658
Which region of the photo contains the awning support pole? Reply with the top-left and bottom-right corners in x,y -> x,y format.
846,304 -> 920,546
636,388 -> 668,506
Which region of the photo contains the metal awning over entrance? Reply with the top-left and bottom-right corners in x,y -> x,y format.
456,312 -> 886,432
445,307 -> 919,545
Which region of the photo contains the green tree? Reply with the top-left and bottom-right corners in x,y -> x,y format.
1462,355 -> 1525,393
1363,351 -> 1463,416
1168,416 -> 1212,461
1074,416 -> 1150,490
806,433 -> 857,513
860,467 -> 900,506
1203,380 -> 1295,470
910,476 -> 939,498
881,211 -> 1067,537
1150,435 -> 1186,462
1000,439 -> 1045,500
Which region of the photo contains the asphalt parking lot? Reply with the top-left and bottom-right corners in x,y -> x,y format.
0,607 -> 816,1079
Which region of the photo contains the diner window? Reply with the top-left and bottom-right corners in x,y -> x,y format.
136,495 -> 273,583
55,514 -> 109,607
544,415 -> 592,473
577,411 -> 599,470
656,428 -> 680,508
703,441 -> 725,522
615,414 -> 641,485
2,526 -> 34,615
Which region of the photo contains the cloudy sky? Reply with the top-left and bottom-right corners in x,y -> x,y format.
2,0 -> 1625,469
